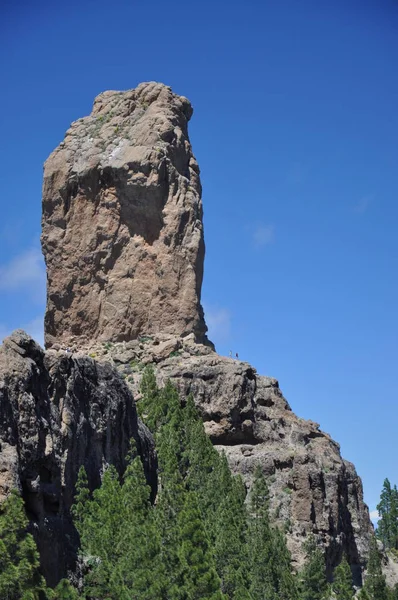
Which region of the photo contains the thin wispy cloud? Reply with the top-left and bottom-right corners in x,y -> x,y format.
353,196 -> 372,214
204,305 -> 232,342
252,224 -> 275,248
0,244 -> 46,304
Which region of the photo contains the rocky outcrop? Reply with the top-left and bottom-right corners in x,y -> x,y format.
88,334 -> 373,585
0,331 -> 156,586
42,82 -> 208,349
30,81 -> 376,586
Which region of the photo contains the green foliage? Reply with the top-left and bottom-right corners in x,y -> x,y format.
377,478 -> 398,551
298,536 -> 328,600
177,491 -> 225,599
49,579 -> 80,599
389,584 -> 398,600
362,536 -> 389,600
0,489 -> 48,600
67,374 -> 299,599
73,448 -> 162,599
248,466 -> 297,600
138,365 -> 163,430
332,555 -> 354,600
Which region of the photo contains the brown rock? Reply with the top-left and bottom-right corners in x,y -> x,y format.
125,345 -> 373,585
42,82 -> 209,349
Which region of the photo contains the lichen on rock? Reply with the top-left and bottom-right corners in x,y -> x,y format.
42,82 -> 208,349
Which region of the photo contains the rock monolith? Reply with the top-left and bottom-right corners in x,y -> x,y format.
42,82 -> 208,349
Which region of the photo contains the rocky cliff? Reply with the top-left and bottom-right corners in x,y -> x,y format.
42,82 -> 208,349
0,82 -> 375,586
87,333 -> 373,584
0,330 -> 156,585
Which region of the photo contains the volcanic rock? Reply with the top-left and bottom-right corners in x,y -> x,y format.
4,81 -> 378,586
90,334 -> 373,584
42,82 -> 208,349
0,330 -> 156,585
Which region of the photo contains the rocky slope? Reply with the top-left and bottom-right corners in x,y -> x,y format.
87,333 -> 373,584
0,330 -> 156,585
42,82 -> 208,349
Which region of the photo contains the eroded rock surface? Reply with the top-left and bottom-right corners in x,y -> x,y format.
25,81 -> 378,586
42,82 -> 208,349
88,334 -> 373,584
0,331 -> 156,585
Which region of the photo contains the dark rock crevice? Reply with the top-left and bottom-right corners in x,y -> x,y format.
0,331 -> 157,586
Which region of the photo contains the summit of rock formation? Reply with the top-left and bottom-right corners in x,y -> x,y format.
42,82 -> 208,349
0,82 -> 382,588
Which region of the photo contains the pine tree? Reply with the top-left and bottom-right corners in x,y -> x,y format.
78,465 -> 123,598
116,443 -> 163,599
272,527 -> 299,600
70,466 -> 89,527
72,448 -> 165,600
155,403 -> 188,598
176,491 -> 225,600
248,466 -> 298,600
299,536 -> 328,600
362,535 -> 389,600
0,489 -> 48,600
332,555 -> 354,600
248,466 -> 275,599
49,579 -> 80,599
138,365 -> 162,430
213,460 -> 251,599
377,478 -> 398,550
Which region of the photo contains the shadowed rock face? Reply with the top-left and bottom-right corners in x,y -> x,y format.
0,331 -> 157,586
1,82 -> 381,587
87,334 -> 374,586
42,82 -> 208,349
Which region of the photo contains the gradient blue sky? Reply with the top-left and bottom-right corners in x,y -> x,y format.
1,0 -> 397,517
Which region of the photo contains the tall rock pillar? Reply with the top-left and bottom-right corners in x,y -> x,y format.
42,82 -> 208,349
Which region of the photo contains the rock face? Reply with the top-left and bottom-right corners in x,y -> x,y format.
42,82 -> 208,349
88,334 -> 373,585
0,331 -> 157,586
3,81 -> 375,587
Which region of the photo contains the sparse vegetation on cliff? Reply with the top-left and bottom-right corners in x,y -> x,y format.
3,370 -> 398,598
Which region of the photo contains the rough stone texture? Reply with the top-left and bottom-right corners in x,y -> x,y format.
88,334 -> 373,585
13,81 -> 382,587
42,82 -> 208,349
0,331 -> 157,586
382,550 -> 398,588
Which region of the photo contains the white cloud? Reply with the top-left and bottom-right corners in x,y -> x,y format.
252,224 -> 275,248
204,305 -> 232,342
353,196 -> 372,214
370,510 -> 380,521
0,315 -> 44,348
0,245 -> 46,304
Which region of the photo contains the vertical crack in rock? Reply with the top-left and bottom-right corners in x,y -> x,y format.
42,82 -> 209,349
0,330 -> 157,585
0,81 -> 379,587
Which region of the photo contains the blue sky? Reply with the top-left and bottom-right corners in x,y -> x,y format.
1,0 -> 397,517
